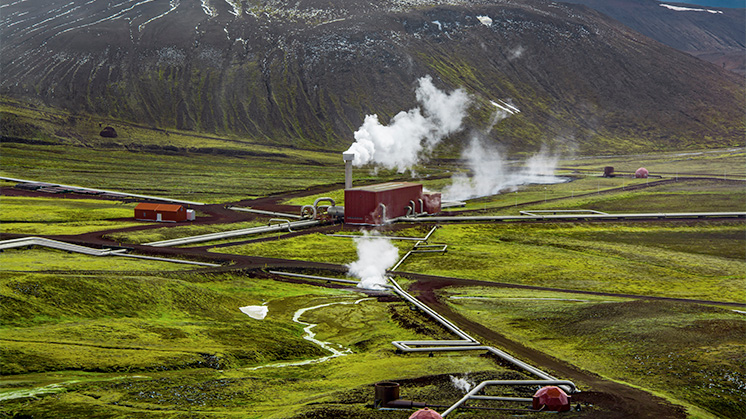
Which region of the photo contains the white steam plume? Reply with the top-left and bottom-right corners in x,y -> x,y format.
345,75 -> 470,173
346,231 -> 399,290
444,139 -> 565,201
449,375 -> 474,393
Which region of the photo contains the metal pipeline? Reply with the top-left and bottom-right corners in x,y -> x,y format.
313,197 -> 336,208
268,271 -> 361,286
327,226 -> 439,242
385,274 -> 577,414
268,218 -> 293,232
378,203 -> 387,224
400,212 -> 746,223
388,278 -> 476,342
300,205 -> 316,219
441,380 -> 577,417
231,206 -> 303,219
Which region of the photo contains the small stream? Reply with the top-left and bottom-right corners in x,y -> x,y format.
248,297 -> 372,370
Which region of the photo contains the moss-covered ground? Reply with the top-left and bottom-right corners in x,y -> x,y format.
0,196 -> 140,235
103,220 -> 269,245
217,221 -> 744,303
443,288 -> 746,419
1,145 -> 744,418
0,268 -> 507,418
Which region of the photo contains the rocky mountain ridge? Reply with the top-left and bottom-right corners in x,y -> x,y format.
561,0 -> 745,75
1,0 -> 743,154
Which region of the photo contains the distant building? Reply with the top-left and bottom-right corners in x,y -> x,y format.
134,203 -> 195,222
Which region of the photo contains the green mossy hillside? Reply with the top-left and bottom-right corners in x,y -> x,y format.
446,289 -> 746,419
0,272 -> 348,375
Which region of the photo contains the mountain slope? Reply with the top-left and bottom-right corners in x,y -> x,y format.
559,0 -> 746,74
0,0 -> 743,154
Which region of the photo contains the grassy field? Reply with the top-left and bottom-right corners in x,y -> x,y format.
217,221 -> 745,303
443,287 -> 746,418
558,148 -> 746,178
0,268 -> 509,418
0,142 -> 350,203
0,196 -> 140,235
405,222 -> 744,302
104,220 -> 269,245
2,138 -> 744,418
0,248 -> 196,272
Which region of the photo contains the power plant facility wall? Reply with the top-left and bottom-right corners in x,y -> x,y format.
344,182 -> 440,225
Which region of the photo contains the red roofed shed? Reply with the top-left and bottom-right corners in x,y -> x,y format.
135,203 -> 190,222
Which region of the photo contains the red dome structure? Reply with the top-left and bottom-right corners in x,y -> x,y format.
635,167 -> 649,178
532,386 -> 571,412
409,408 -> 443,419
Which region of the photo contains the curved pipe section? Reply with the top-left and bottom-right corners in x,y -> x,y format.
300,205 -> 316,219
378,203 -> 387,224
313,197 -> 336,208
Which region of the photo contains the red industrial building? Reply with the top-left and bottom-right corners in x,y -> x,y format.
134,203 -> 195,222
344,182 -> 440,225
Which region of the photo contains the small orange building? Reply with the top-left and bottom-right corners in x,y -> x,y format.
134,203 -> 194,222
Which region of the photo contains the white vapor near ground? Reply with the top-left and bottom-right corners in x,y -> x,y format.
345,75 -> 470,173
450,375 -> 474,393
441,97 -> 566,201
346,231 -> 399,290
444,139 -> 565,201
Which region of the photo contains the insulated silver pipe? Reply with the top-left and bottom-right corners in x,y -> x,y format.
402,212 -> 746,223
327,226 -> 439,242
386,274 -> 576,403
268,270 -> 361,286
388,278 -> 476,342
378,203 -> 387,224
441,380 -> 577,417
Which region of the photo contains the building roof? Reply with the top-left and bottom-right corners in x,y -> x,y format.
348,182 -> 422,192
135,203 -> 184,212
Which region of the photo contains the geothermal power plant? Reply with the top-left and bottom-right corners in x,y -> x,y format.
342,153 -> 441,225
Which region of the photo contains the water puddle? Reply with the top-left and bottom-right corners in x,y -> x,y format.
239,305 -> 268,320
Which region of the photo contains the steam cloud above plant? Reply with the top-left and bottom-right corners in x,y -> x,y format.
346,231 -> 399,290
345,75 -> 564,200
345,75 -> 470,173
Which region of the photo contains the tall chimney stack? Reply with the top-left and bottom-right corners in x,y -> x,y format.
343,153 -> 354,189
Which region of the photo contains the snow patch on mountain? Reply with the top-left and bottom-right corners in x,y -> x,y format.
477,15 -> 492,26
659,3 -> 723,13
